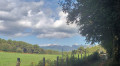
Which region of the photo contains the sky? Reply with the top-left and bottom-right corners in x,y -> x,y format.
0,0 -> 86,46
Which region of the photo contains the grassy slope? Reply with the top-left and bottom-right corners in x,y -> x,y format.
0,52 -> 61,66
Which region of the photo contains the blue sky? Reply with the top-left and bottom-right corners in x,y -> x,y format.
0,0 -> 86,46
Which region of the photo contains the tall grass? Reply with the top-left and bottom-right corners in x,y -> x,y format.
37,52 -> 100,66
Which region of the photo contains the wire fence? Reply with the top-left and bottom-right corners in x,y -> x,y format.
16,54 -> 88,66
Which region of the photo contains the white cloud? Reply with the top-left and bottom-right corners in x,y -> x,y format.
37,32 -> 73,38
0,0 -> 79,38
18,20 -> 32,28
14,33 -> 30,37
0,11 -> 9,16
33,11 -> 78,38
0,21 -> 6,30
0,26 -> 5,30
39,44 -> 59,46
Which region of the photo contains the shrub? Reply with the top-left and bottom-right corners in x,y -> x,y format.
16,48 -> 23,53
87,51 -> 100,61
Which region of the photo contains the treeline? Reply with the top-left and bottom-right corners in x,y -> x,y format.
71,45 -> 106,55
0,38 -> 60,54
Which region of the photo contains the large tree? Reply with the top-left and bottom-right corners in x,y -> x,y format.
60,0 -> 120,64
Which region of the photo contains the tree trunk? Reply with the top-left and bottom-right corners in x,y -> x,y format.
113,36 -> 120,65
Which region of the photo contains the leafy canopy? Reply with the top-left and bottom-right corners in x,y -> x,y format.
60,0 -> 120,62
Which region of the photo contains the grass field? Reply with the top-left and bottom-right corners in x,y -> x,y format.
0,52 -> 61,66
0,52 -> 88,66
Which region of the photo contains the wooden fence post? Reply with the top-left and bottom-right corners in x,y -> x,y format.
66,56 -> 68,66
61,58 -> 63,66
43,57 -> 45,66
85,49 -> 86,59
31,62 -> 34,66
56,56 -> 59,66
16,58 -> 20,66
81,53 -> 82,60
73,54 -> 74,59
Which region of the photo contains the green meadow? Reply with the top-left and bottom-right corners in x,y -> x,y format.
0,52 -> 88,66
0,52 -> 61,66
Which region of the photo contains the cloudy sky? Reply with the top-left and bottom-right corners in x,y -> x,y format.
0,0 -> 85,46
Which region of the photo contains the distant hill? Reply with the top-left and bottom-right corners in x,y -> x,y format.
0,38 -> 61,54
40,44 -> 90,51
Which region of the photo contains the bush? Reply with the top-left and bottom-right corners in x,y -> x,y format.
87,51 -> 100,61
92,52 -> 100,60
16,48 -> 23,53
104,58 -> 120,66
100,51 -> 104,54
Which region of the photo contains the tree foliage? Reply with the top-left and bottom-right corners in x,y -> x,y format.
60,0 -> 120,63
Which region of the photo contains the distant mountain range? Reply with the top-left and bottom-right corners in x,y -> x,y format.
40,44 -> 91,51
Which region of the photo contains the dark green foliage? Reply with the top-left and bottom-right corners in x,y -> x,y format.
0,38 -> 43,53
72,50 -> 77,54
100,51 -> 104,54
0,38 -> 61,54
87,52 -> 100,61
60,0 -> 120,63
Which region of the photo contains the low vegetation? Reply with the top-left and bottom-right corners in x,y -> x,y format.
37,45 -> 106,66
37,52 -> 100,66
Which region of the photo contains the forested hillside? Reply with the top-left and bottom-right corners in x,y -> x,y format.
0,38 -> 60,54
